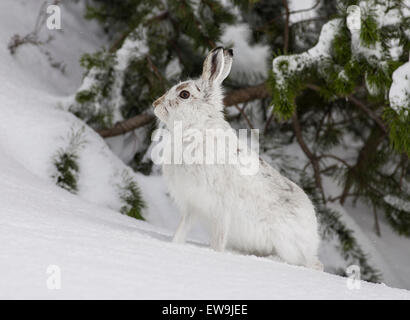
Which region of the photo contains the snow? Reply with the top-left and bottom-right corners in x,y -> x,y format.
347,1 -> 409,66
344,200 -> 410,290
384,195 -> 410,213
345,1 -> 410,110
347,9 -> 383,62
0,0 -> 410,299
272,19 -> 341,88
389,58 -> 410,115
221,24 -> 270,78
289,0 -> 319,24
273,1 -> 410,114
1,147 -> 410,299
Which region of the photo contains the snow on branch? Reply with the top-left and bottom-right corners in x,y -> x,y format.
389,56 -> 410,116
384,195 -> 410,213
272,19 -> 341,90
70,27 -> 149,128
270,0 -> 410,118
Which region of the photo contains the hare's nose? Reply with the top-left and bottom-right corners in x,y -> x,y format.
153,95 -> 165,108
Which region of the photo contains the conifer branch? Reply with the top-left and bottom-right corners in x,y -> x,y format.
318,154 -> 352,168
109,11 -> 169,53
255,0 -> 322,32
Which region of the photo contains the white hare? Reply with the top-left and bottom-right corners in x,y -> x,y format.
153,47 -> 323,270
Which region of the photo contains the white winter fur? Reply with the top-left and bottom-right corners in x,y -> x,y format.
153,47 -> 323,270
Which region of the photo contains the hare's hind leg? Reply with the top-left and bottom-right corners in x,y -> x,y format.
306,259 -> 324,271
267,255 -> 285,264
275,243 -> 323,271
271,233 -> 315,268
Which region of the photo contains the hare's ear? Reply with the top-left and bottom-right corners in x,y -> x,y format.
219,48 -> 233,83
201,47 -> 225,85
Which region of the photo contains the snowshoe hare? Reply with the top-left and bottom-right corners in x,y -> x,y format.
153,47 -> 323,270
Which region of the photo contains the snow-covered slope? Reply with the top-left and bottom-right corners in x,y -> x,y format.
0,0 -> 409,299
1,147 -> 410,299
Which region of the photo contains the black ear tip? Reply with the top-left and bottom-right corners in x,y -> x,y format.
227,49 -> 233,56
211,46 -> 224,53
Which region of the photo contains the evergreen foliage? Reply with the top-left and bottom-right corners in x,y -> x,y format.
269,0 -> 410,151
52,128 -> 86,193
266,0 -> 410,243
72,50 -> 116,127
118,171 -> 146,220
71,0 -> 236,129
53,152 -> 79,193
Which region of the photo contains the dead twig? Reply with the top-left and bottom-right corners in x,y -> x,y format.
292,111 -> 326,202
233,103 -> 254,129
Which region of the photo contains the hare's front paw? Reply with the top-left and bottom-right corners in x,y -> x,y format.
172,212 -> 194,244
210,219 -> 229,252
210,233 -> 227,251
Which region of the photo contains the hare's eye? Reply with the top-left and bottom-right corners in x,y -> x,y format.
179,90 -> 190,99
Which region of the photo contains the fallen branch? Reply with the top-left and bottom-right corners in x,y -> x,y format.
97,113 -> 156,138
97,83 -> 270,138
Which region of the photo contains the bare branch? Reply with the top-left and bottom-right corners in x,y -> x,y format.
288,0 -> 321,16
223,83 -> 270,107
318,154 -> 352,168
233,103 -> 254,129
282,0 -> 290,54
290,16 -> 327,27
347,96 -> 387,134
263,108 -> 275,134
292,111 -> 326,202
373,203 -> 382,237
97,113 -> 155,138
96,83 -> 270,138
305,83 -> 388,134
